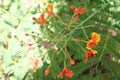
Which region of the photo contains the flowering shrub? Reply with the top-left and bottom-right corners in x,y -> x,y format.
0,0 -> 120,80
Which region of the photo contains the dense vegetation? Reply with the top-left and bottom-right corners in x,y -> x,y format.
0,0 -> 120,80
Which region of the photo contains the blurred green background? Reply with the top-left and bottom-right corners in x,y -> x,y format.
0,0 -> 120,80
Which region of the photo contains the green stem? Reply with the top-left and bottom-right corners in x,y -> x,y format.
76,43 -> 86,52
71,25 -> 95,29
57,34 -> 73,55
95,32 -> 110,69
55,14 -> 67,26
69,14 -> 75,27
91,32 -> 110,80
81,27 -> 89,40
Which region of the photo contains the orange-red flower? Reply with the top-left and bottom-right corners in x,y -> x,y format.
90,49 -> 97,55
46,10 -> 54,15
85,32 -> 100,63
32,14 -> 46,25
70,59 -> 75,65
73,15 -> 79,22
84,50 -> 96,63
85,51 -> 91,63
86,32 -> 100,51
33,59 -> 39,72
45,68 -> 50,76
47,3 -> 53,10
91,32 -> 100,43
40,14 -> 46,25
71,5 -> 79,15
58,68 -> 73,79
87,40 -> 97,49
78,8 -> 86,14
46,3 -> 54,15
71,5 -> 86,15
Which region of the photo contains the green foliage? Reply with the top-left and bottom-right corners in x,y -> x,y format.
0,0 -> 120,80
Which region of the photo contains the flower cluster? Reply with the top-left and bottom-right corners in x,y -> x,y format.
58,68 -> 73,79
44,55 -> 75,79
32,3 -> 54,25
32,14 -> 46,25
45,3 -> 54,15
31,3 -> 101,79
71,5 -> 86,22
71,6 -> 86,15
85,32 -> 101,63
